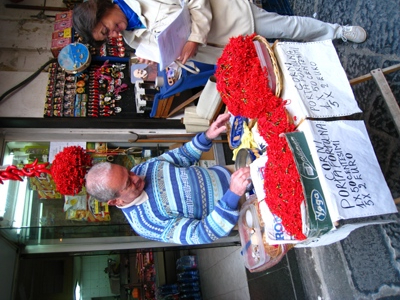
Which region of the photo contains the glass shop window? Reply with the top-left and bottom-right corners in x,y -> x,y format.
0,141 -> 168,245
0,142 -> 49,230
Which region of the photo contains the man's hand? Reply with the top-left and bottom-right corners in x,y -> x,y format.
205,113 -> 230,140
177,41 -> 199,64
229,167 -> 251,196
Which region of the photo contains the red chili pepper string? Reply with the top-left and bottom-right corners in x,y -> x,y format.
0,158 -> 51,184
216,34 -> 306,240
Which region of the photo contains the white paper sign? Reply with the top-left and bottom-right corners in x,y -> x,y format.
135,3 -> 191,70
298,120 -> 397,222
274,40 -> 362,124
49,142 -> 87,163
156,4 -> 191,70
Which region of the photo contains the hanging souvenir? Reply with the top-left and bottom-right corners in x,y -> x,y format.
58,43 -> 91,74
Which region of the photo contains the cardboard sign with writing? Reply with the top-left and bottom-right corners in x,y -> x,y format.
274,40 -> 362,124
297,120 -> 397,222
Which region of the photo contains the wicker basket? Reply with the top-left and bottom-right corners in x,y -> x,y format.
253,35 -> 282,97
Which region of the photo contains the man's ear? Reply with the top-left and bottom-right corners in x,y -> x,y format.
107,199 -> 119,206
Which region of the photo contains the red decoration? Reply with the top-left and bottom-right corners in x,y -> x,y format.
215,34 -> 281,119
216,34 -> 306,240
0,159 -> 51,184
50,146 -> 92,195
257,108 -> 306,240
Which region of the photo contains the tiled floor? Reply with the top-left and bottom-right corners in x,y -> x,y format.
190,244 -> 305,300
190,245 -> 250,300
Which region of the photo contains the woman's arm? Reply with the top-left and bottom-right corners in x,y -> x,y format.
178,0 -> 212,63
185,0 -> 212,45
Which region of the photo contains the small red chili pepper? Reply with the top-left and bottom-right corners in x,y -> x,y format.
12,169 -> 26,176
24,158 -> 38,168
0,171 -> 23,181
35,162 -> 49,169
6,165 -> 17,171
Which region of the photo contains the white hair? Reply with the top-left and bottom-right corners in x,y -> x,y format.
85,162 -> 119,202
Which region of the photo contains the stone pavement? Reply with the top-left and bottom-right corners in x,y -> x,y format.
280,0 -> 400,299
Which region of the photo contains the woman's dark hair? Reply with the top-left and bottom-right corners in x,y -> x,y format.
73,0 -> 115,48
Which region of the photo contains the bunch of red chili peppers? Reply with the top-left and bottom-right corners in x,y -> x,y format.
0,159 -> 51,184
216,34 -> 306,240
1,146 -> 92,197
50,146 -> 92,195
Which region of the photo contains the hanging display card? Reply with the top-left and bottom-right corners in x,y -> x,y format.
297,119 -> 397,222
49,142 -> 87,163
274,40 -> 362,124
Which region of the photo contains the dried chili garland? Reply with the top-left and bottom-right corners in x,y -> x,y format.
216,34 -> 306,240
0,159 -> 51,184
50,146 -> 92,195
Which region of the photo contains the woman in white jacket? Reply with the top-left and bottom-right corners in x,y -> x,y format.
73,0 -> 367,65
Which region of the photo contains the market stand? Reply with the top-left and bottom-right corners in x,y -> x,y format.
218,35 -> 398,272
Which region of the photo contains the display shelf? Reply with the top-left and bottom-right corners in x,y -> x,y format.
44,60 -> 134,118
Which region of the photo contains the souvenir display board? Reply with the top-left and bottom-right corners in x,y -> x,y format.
44,60 -> 135,117
97,34 -> 128,58
46,12 -> 138,118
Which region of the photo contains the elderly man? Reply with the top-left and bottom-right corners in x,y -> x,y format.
86,113 -> 250,245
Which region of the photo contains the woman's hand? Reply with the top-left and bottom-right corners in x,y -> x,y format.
205,113 -> 230,140
229,167 -> 251,196
177,41 -> 199,64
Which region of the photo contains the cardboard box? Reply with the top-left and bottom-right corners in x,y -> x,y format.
54,18 -> 73,31
250,120 -> 397,247
51,37 -> 72,57
285,131 -> 334,240
52,27 -> 72,39
55,10 -> 73,22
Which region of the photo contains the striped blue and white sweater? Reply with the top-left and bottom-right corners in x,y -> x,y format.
118,132 -> 240,245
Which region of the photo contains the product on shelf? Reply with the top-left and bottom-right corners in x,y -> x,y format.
44,61 -> 129,118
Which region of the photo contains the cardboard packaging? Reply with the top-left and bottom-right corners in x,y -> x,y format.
250,120 -> 397,248
52,27 -> 72,40
51,11 -> 73,57
54,18 -> 73,31
55,10 -> 73,22
51,37 -> 72,57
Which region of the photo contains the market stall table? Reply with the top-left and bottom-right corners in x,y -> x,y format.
220,37 -> 398,272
